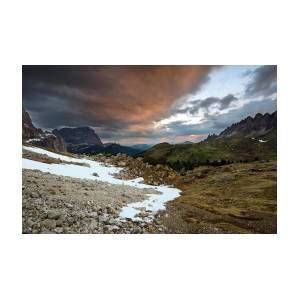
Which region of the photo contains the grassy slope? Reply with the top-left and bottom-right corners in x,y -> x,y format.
140,129 -> 277,168
158,161 -> 277,233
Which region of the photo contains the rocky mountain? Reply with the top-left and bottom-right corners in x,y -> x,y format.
22,109 -> 43,139
22,109 -> 67,152
139,111 -> 277,170
218,111 -> 277,138
52,127 -> 142,156
53,127 -> 103,147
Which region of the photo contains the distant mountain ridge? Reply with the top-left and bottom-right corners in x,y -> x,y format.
70,143 -> 141,156
218,112 -> 277,138
139,111 -> 277,170
52,127 -> 143,156
130,144 -> 153,151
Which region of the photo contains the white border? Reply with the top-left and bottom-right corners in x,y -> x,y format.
1,1 -> 299,299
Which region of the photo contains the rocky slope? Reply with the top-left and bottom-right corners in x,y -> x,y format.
22,169 -> 167,234
22,109 -> 67,152
22,146 -> 177,234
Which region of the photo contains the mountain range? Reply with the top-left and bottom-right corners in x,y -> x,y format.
139,111 -> 277,170
23,109 -> 142,156
23,109 -> 277,167
52,127 -> 141,156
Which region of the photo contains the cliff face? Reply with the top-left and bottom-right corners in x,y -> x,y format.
22,109 -> 67,152
53,127 -> 102,146
22,109 -> 43,139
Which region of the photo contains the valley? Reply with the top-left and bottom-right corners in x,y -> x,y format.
22,67 -> 277,234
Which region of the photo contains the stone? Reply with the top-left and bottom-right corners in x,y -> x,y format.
89,211 -> 98,218
47,209 -> 62,219
55,228 -> 64,234
105,225 -> 119,232
41,219 -> 56,229
56,219 -> 63,227
89,219 -> 98,230
106,206 -> 115,214
26,219 -> 34,227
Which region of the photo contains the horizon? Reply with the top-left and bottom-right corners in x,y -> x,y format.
23,65 -> 277,145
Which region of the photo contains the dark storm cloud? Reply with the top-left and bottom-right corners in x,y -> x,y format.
244,65 -> 277,98
175,94 -> 238,115
23,65 -> 215,135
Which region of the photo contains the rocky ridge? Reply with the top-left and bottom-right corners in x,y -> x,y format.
22,109 -> 67,152
218,111 -> 277,138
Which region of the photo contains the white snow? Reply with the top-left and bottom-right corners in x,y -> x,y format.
251,137 -> 268,143
22,146 -> 181,220
26,138 -> 43,142
119,185 -> 181,220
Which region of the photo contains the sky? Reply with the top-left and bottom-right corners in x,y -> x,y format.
22,65 -> 277,145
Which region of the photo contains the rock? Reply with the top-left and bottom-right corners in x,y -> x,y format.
89,211 -> 98,218
56,219 -> 63,227
106,206 -> 115,214
47,209 -> 62,219
41,219 -> 56,229
26,219 -> 34,227
104,225 -> 119,233
98,214 -> 109,224
92,172 -> 99,177
89,219 -> 98,230
108,218 -> 118,225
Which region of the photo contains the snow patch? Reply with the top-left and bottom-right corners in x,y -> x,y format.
22,146 -> 181,220
27,138 -> 43,142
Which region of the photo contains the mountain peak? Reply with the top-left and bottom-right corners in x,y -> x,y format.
22,109 -> 66,152
218,111 -> 277,138
53,127 -> 103,146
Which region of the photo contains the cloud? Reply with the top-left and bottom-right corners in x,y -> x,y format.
244,65 -> 277,98
174,94 -> 238,115
22,65 -> 277,144
23,66 -> 215,132
165,97 -> 277,137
